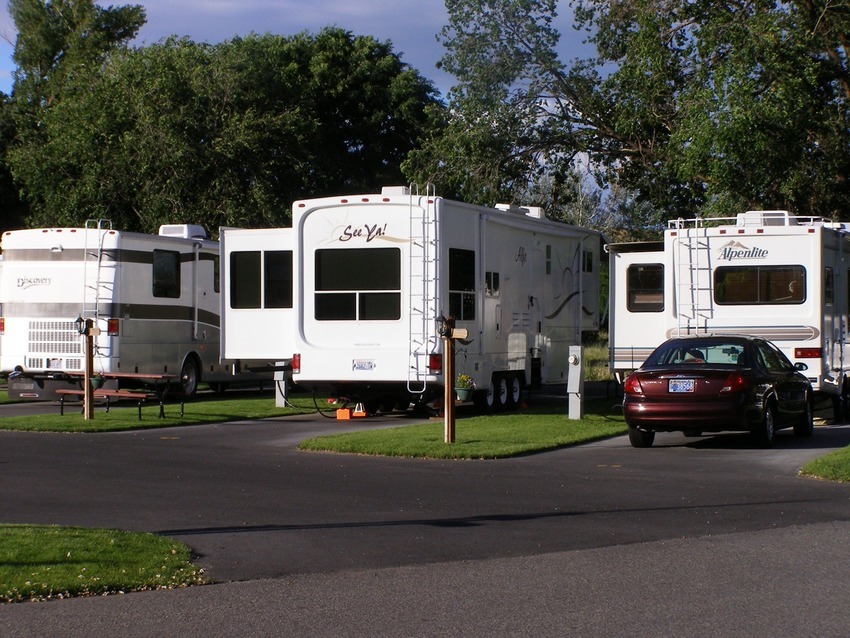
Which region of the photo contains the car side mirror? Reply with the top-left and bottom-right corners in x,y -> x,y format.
794,362 -> 809,371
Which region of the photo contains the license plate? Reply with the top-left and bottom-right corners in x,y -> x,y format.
669,379 -> 695,393
352,359 -> 376,371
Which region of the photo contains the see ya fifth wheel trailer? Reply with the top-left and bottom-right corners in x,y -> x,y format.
0,221 -> 232,399
287,186 -> 602,411
607,210 -> 850,418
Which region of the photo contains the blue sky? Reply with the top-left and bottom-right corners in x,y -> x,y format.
0,1 -> 592,98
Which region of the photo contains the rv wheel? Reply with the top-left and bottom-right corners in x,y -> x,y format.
180,357 -> 200,398
505,374 -> 522,410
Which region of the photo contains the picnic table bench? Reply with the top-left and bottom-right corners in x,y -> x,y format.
55,388 -> 182,420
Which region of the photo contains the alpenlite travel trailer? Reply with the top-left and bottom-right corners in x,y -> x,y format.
240,185 -> 602,411
607,210 -> 850,417
0,221 -> 233,399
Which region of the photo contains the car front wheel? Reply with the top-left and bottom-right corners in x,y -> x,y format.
753,403 -> 776,447
628,424 -> 655,448
794,398 -> 814,437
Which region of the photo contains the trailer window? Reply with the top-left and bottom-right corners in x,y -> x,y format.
485,271 -> 500,297
449,248 -> 475,320
627,264 -> 664,312
825,268 -> 834,306
152,250 -> 180,298
315,248 -> 400,320
265,251 -> 293,309
715,266 -> 805,304
230,252 -> 261,309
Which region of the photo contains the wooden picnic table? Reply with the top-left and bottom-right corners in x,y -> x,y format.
63,372 -> 180,418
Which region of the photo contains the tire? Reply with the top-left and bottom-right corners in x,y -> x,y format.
473,376 -> 505,412
832,383 -> 849,423
494,375 -> 508,411
794,397 -> 814,437
628,424 -> 655,448
505,374 -> 522,410
180,357 -> 200,398
753,403 -> 776,447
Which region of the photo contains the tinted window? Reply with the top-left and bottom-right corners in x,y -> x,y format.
314,248 -> 401,320
715,266 -> 805,304
153,250 -> 180,298
627,264 -> 664,312
265,250 -> 293,309
230,251 -> 261,309
449,248 -> 475,320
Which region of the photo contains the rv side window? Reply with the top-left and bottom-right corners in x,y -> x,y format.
627,264 -> 664,312
714,266 -> 805,305
265,251 -> 293,309
485,271 -> 500,297
152,250 -> 181,299
314,248 -> 400,320
230,251 -> 261,309
825,268 -> 834,305
449,248 -> 476,320
583,250 -> 594,273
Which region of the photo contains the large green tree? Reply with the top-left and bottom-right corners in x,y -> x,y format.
2,0 -> 145,231
8,29 -> 442,232
407,0 -> 850,224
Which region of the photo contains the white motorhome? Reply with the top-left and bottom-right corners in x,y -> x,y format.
607,211 -> 850,416
222,186 -> 603,411
0,221 -> 232,399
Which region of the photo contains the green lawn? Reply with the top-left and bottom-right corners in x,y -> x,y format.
0,393 -> 320,432
0,525 -> 206,603
299,398 -> 627,459
800,445 -> 850,482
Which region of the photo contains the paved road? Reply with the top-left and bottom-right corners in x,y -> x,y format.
1,400 -> 849,636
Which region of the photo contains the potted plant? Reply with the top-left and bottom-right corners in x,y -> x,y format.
90,373 -> 105,390
454,373 -> 476,402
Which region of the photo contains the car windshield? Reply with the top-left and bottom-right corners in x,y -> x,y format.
645,341 -> 747,367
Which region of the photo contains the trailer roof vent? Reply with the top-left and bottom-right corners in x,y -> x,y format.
523,206 -> 544,218
736,210 -> 795,227
159,224 -> 208,239
381,186 -> 411,196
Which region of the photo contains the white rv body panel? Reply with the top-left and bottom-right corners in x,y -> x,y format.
220,189 -> 603,406
0,224 -> 231,399
608,213 -> 850,402
219,226 -> 295,362
288,189 -> 602,405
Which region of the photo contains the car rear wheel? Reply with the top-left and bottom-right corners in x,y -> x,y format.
794,398 -> 814,437
628,424 -> 655,448
753,403 -> 776,447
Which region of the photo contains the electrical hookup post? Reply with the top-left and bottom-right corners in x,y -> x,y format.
440,316 -> 468,444
567,345 -> 584,420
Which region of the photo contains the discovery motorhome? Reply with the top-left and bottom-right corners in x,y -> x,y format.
0,221 -> 232,399
221,186 -> 603,412
608,211 -> 850,416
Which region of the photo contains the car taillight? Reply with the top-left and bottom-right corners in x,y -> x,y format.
721,372 -> 750,393
428,353 -> 442,373
0,317 -> 4,335
291,353 -> 301,374
106,318 -> 119,336
624,374 -> 643,395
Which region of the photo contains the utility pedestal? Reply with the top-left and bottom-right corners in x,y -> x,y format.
567,345 -> 584,420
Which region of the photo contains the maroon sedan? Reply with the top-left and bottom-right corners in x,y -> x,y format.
623,335 -> 813,448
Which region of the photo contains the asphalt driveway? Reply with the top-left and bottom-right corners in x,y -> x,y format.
1,405 -> 849,636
